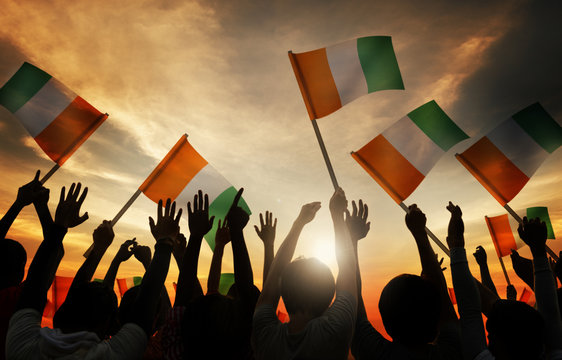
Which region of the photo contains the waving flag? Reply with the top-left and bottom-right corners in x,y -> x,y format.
139,134 -> 251,250
456,103 -> 562,206
485,215 -> 518,257
117,276 -> 143,297
0,62 -> 107,165
289,36 -> 403,120
42,275 -> 74,327
218,273 -> 235,295
352,101 -> 468,203
527,206 -> 556,239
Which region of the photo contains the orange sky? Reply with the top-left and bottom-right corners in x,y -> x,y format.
1,0 -> 561,338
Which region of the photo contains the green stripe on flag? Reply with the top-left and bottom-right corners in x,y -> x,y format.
357,36 -> 404,93
0,62 -> 52,113
219,273 -> 235,295
512,103 -> 562,153
205,186 -> 251,250
527,206 -> 555,239
407,100 -> 468,151
133,276 -> 143,286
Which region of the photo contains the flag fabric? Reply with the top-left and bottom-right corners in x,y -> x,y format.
42,275 -> 74,325
139,134 -> 251,250
218,273 -> 235,295
485,215 -> 518,257
527,206 -> 556,239
448,288 -> 457,305
289,36 -> 403,120
276,310 -> 289,323
456,103 -> 562,206
518,287 -> 533,305
0,62 -> 108,165
351,100 -> 468,203
117,276 -> 143,297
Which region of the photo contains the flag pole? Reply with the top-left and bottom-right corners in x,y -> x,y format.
504,204 -> 558,261
83,189 -> 142,258
485,216 -> 512,285
498,255 -> 511,285
398,202 -> 450,257
40,164 -> 60,184
288,50 -> 339,190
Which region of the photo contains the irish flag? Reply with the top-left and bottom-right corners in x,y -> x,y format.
485,214 -> 518,257
351,100 -> 468,203
289,36 -> 403,120
139,134 -> 250,250
117,276 -> 143,297
456,103 -> 562,206
527,206 -> 556,239
0,62 -> 107,165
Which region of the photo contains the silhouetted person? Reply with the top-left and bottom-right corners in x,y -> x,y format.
252,188 -> 357,360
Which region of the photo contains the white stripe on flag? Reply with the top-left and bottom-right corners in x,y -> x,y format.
14,78 -> 75,137
487,118 -> 549,177
326,40 -> 368,106
177,164 -> 232,204
383,115 -> 444,175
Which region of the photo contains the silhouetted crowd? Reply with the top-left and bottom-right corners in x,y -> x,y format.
1,172 -> 561,359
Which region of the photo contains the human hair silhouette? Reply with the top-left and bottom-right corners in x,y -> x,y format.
0,239 -> 26,289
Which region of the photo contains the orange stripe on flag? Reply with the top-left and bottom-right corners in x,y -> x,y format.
34,96 -> 107,166
485,215 -> 517,257
139,134 -> 208,203
448,288 -> 457,305
352,135 -> 424,203
456,137 -> 529,206
519,287 -> 532,304
290,49 -> 341,119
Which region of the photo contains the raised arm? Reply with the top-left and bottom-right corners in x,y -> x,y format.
174,191 -> 213,307
254,211 -> 277,284
510,250 -> 535,291
346,200 -> 370,317
331,188 -> 356,299
16,183 -> 88,313
207,219 -> 230,294
69,219 -> 113,291
473,246 -> 499,297
1,171 -> 43,239
518,217 -> 562,352
447,202 -> 487,359
227,189 -> 255,302
256,201 -> 321,308
103,238 -> 137,287
132,198 -> 180,336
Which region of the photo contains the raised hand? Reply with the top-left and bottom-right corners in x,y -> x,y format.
517,217 -> 547,258
297,202 -> 322,225
405,204 -> 426,235
446,201 -> 464,249
506,284 -> 517,300
473,246 -> 487,266
187,190 -> 214,238
15,170 -> 43,207
329,187 -> 347,218
172,232 -> 187,266
133,245 -> 152,270
254,211 -> 276,246
115,238 -> 137,262
226,188 -> 249,232
93,220 -> 115,250
345,200 -> 370,243
215,219 -> 231,248
149,198 -> 182,246
54,183 -> 89,228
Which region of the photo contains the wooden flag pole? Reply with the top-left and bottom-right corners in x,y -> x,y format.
288,50 -> 339,190
504,204 -> 559,261
311,119 -> 339,190
398,202 -> 450,257
83,189 -> 142,258
498,255 -> 512,285
40,164 -> 60,184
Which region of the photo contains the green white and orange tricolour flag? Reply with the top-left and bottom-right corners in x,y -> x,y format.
139,134 -> 251,250
0,62 -> 107,165
117,276 -> 143,297
351,100 -> 468,203
289,36 -> 404,120
485,214 -> 518,258
456,103 -> 562,206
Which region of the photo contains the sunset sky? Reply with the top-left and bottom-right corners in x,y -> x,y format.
1,0 -> 561,335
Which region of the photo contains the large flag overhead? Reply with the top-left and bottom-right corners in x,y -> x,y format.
139,134 -> 251,250
485,214 -> 518,258
351,100 -> 468,203
289,36 -> 404,120
456,103 -> 562,206
0,62 -> 108,165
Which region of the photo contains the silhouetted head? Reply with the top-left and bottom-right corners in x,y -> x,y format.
54,282 -> 117,339
486,300 -> 545,360
117,285 -> 166,335
0,239 -> 27,289
281,257 -> 335,318
379,274 -> 441,347
182,294 -> 252,359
